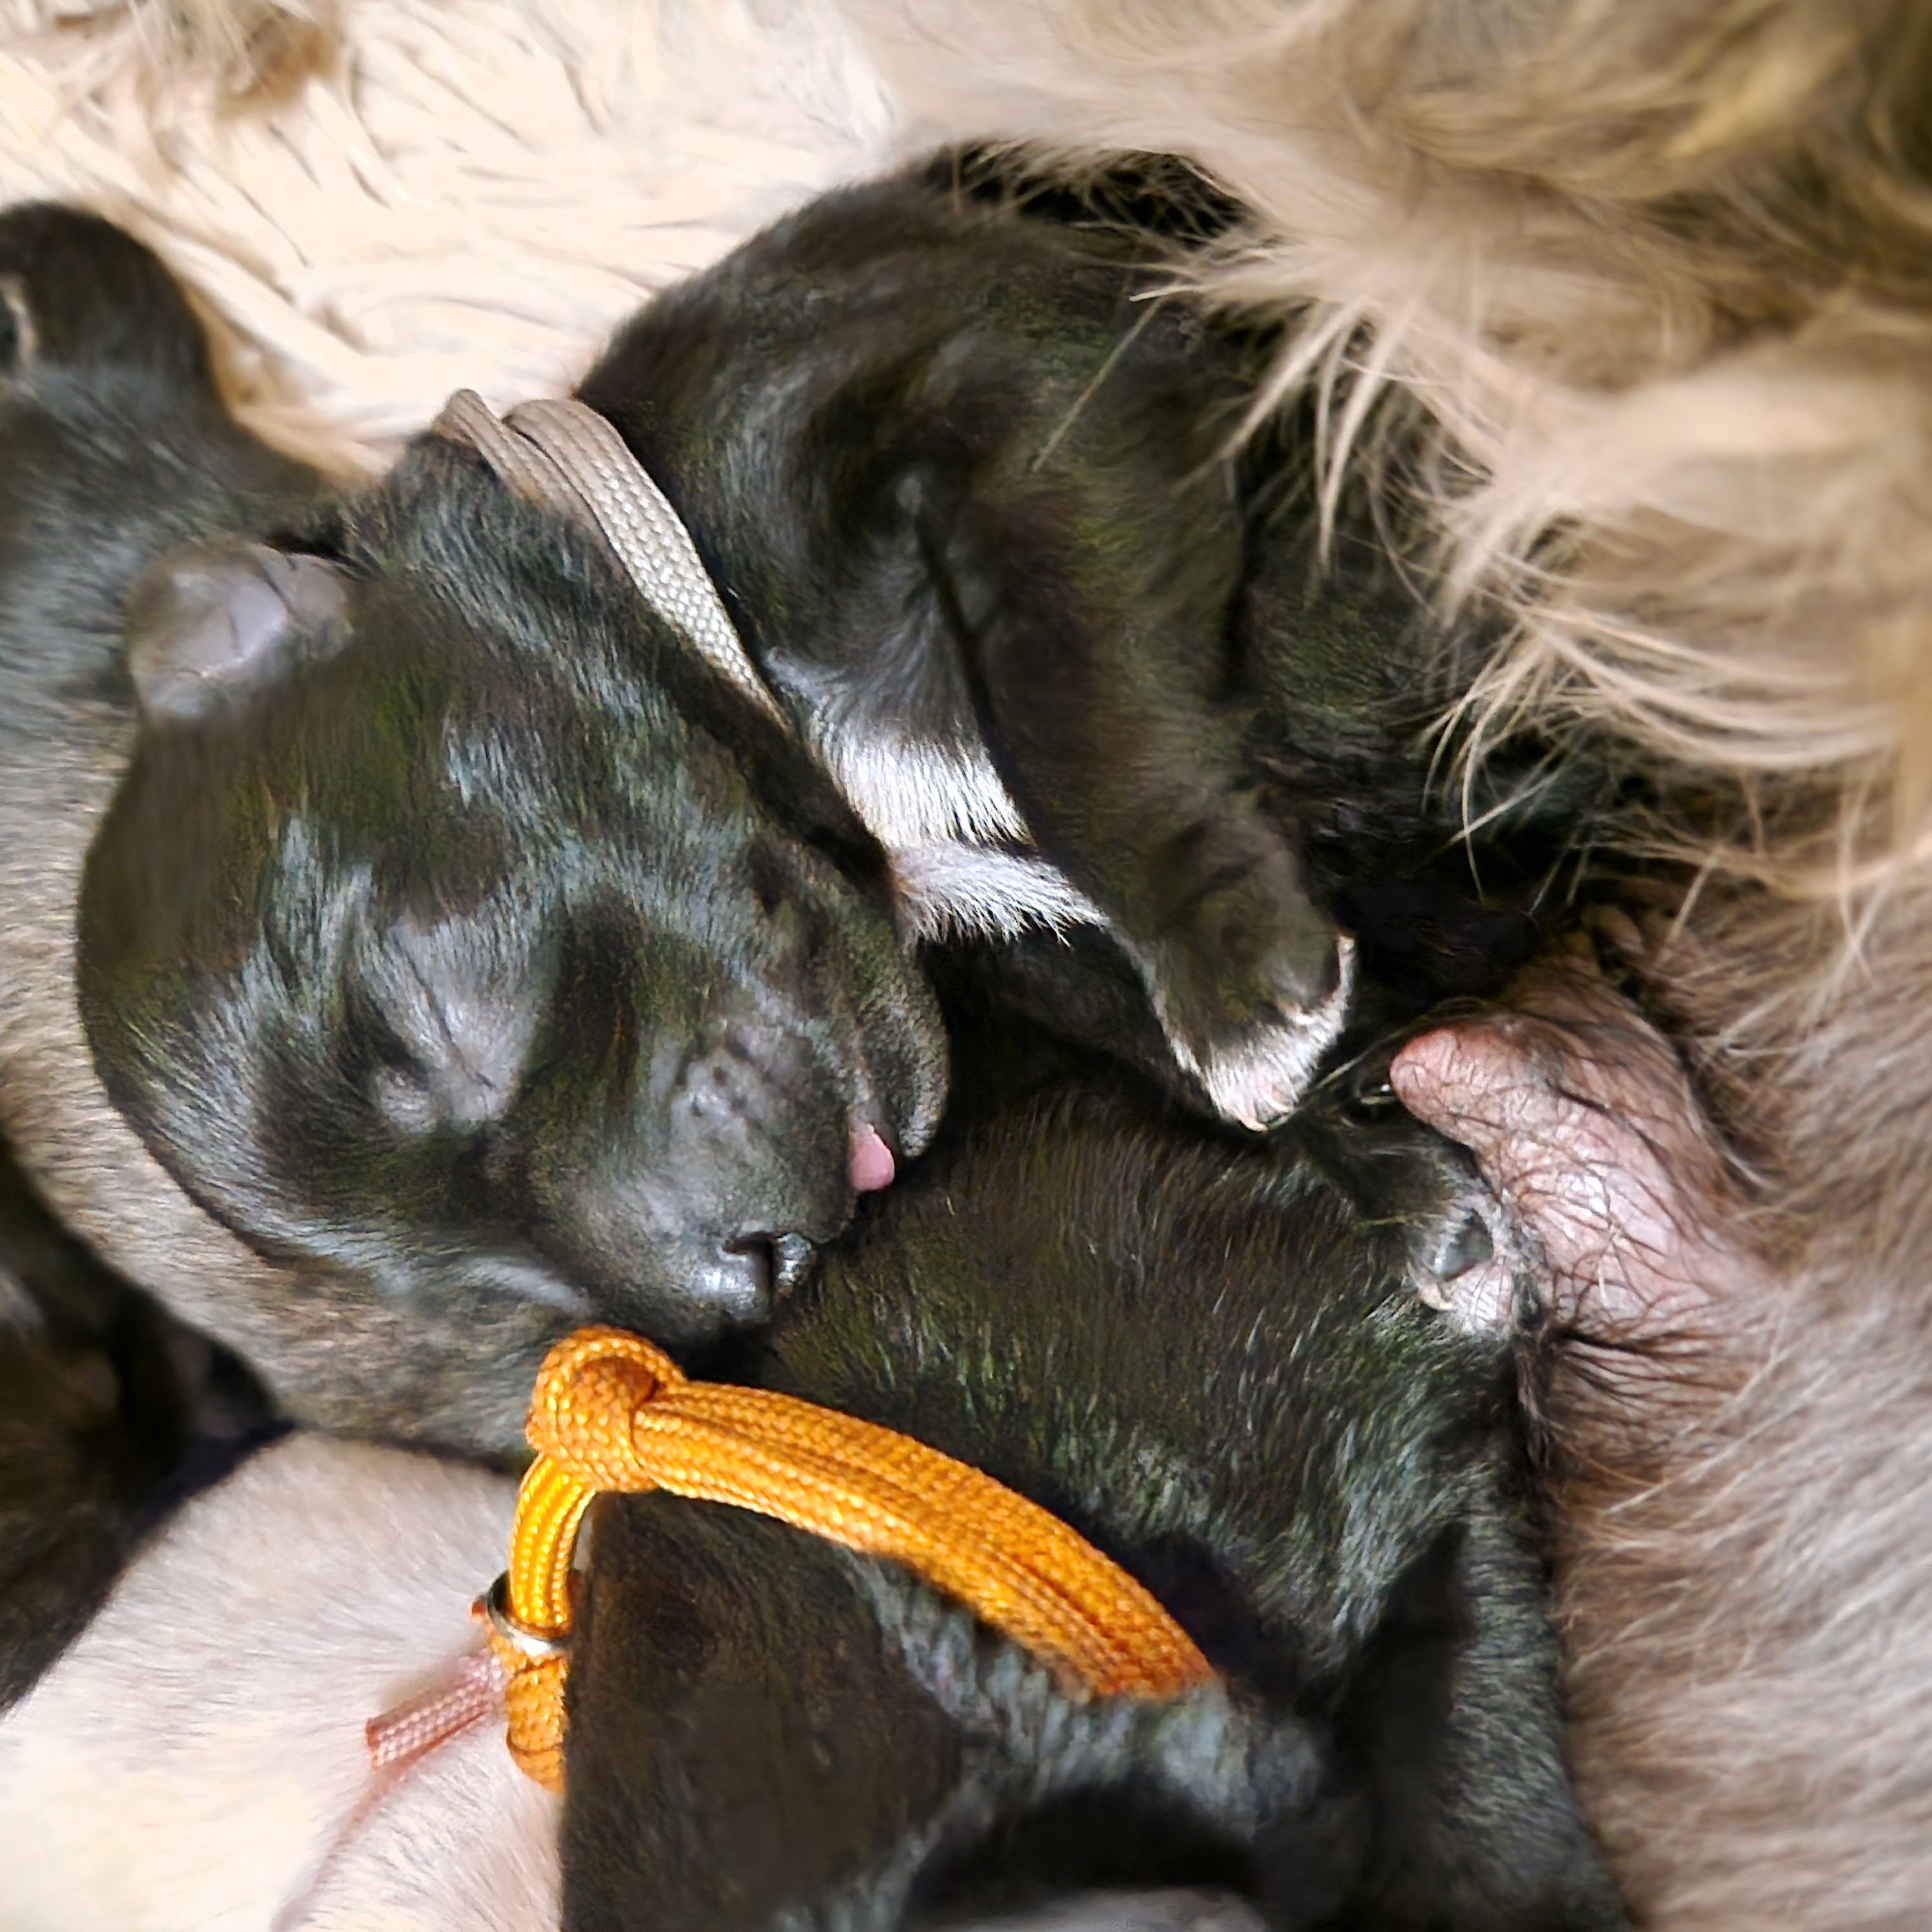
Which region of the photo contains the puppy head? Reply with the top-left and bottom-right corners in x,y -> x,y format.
79,444 -> 948,1373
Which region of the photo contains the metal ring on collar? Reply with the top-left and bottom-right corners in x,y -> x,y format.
481,1572 -> 573,1660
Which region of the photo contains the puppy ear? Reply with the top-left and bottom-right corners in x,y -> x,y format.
0,203 -> 216,390
126,539 -> 350,725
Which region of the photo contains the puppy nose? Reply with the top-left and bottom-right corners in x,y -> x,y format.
700,1231 -> 818,1325
733,1231 -> 815,1301
690,1240 -> 776,1326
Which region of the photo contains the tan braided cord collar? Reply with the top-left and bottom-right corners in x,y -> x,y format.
429,388 -> 786,726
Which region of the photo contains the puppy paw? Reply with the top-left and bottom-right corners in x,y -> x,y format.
1138,837 -> 1353,1130
1388,941 -> 1765,1342
1163,936 -> 1357,1130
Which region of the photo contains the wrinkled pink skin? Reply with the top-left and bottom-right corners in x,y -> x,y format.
1390,941 -> 1771,1351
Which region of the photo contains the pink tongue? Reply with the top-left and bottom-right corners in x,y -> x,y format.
848,1125 -> 896,1193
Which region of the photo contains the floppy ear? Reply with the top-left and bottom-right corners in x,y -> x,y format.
0,203 -> 217,391
125,539 -> 350,725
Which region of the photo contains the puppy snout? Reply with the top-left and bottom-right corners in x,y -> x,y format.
666,1023 -> 861,1226
690,1239 -> 777,1327
677,1022 -> 807,1139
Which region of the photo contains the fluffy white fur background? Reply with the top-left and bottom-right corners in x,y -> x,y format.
12,0 -> 1930,856
0,0 -> 907,463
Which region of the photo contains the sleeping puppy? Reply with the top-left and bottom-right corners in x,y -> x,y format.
568,158 -> 1559,1118
557,969 -> 1621,1932
0,201 -> 945,1449
0,980 -> 1625,1932
59,169 -> 1572,1443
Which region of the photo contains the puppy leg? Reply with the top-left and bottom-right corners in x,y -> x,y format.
944,486 -> 1348,1131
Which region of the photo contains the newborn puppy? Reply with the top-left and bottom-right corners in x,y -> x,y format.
571,159 -> 1554,1126
0,1431 -> 551,1932
560,989 -> 1622,1932
0,203 -> 944,1448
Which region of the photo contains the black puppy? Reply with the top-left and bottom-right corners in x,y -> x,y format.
52,171 -> 1572,1446
568,162 -> 1399,1122
0,204 -> 943,1447
561,982 -> 1621,1931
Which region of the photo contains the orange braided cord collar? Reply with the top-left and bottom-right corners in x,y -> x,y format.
484,1326 -> 1214,1789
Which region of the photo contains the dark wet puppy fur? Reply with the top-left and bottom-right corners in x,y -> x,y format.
0,198 -> 1616,1923
0,202 -> 940,1446
82,444 -> 945,1361
55,169 -> 1590,1443
562,990 -> 1625,1932
571,159 -> 1583,1116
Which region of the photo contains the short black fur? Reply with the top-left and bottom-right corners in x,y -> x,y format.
562,994 -> 1625,1931
52,168 -> 1597,1441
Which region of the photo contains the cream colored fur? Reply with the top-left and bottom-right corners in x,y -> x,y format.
0,0 -> 903,468
0,1434 -> 553,1931
6,3 -> 1932,1927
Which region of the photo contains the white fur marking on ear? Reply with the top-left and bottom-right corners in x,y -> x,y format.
0,1435 -> 555,1932
890,841 -> 1106,943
